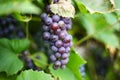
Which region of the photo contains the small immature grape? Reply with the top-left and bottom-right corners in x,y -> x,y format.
59,47 -> 65,53
55,40 -> 63,48
51,46 -> 58,52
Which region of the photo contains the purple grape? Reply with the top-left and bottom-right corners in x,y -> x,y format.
59,31 -> 66,39
62,53 -> 69,59
51,22 -> 59,31
55,52 -> 61,58
46,5 -> 51,12
55,61 -> 61,67
65,47 -> 70,53
54,0 -> 59,3
63,43 -> 70,47
51,46 -> 58,52
65,24 -> 72,30
64,35 -> 72,43
55,40 -> 63,48
43,32 -> 50,40
55,28 -> 61,35
61,58 -> 69,65
61,65 -> 66,69
58,20 -> 65,27
50,54 -> 56,61
42,25 -> 50,31
40,13 -> 47,20
62,17 -> 72,24
44,17 -> 53,25
59,47 -> 65,53
50,35 -> 59,42
52,14 -> 60,22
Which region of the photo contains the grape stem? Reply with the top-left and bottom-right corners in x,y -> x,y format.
73,20 -> 120,47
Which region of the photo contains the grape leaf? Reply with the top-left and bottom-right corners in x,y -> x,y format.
0,38 -> 30,75
0,0 -> 40,15
0,48 -> 23,75
0,72 -> 16,80
50,0 -> 75,18
67,48 -> 86,80
49,64 -> 77,80
10,39 -> 30,53
16,70 -> 54,80
77,0 -> 114,13
31,52 -> 48,69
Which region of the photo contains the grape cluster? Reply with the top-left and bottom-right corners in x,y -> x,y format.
0,15 -> 25,39
41,1 -> 72,69
79,64 -> 86,77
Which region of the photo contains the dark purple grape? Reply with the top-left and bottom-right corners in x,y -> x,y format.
51,22 -> 59,31
43,32 -> 50,40
40,13 -> 47,20
55,40 -> 63,48
64,35 -> 72,43
46,5 -> 51,13
8,24 -> 14,31
50,35 -> 59,42
65,24 -> 72,30
51,46 -> 58,52
50,54 -> 57,61
44,17 -> 53,25
52,14 -> 60,22
59,47 -> 65,53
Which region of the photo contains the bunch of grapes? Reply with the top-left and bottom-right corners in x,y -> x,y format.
41,0 -> 72,69
0,15 -> 25,39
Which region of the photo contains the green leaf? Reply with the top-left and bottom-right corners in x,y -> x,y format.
0,49 -> 23,75
78,0 -> 114,13
16,70 -> 54,80
31,52 -> 48,69
0,72 -> 16,80
49,64 -> 77,80
67,48 -> 86,80
74,0 -> 88,13
10,39 -> 30,53
0,0 -> 40,15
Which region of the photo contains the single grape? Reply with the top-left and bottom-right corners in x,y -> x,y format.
51,46 -> 58,52
58,20 -> 65,27
40,13 -> 47,20
65,47 -> 70,53
50,35 -> 59,42
55,61 -> 61,67
42,25 -> 50,31
55,52 -> 61,58
65,24 -> 72,30
61,58 -> 69,65
61,64 -> 66,69
55,40 -> 63,48
64,35 -> 72,43
43,32 -> 50,40
62,53 -> 69,59
55,28 -> 61,35
51,22 -> 59,31
52,14 -> 60,22
59,31 -> 66,39
44,17 -> 53,25
62,17 -> 72,24
59,47 -> 65,53
50,54 -> 57,61
46,5 -> 51,13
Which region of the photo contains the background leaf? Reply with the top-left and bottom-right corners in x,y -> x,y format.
10,39 -> 30,53
0,0 -> 40,15
16,70 -> 54,80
